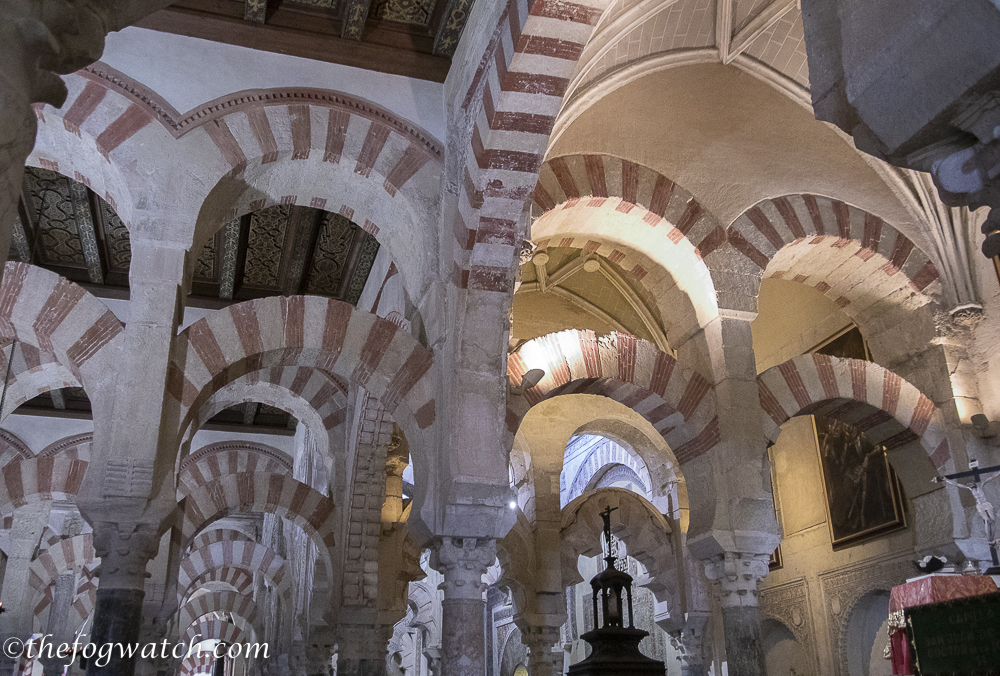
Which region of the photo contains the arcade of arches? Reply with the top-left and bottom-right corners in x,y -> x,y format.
0,1 -> 998,676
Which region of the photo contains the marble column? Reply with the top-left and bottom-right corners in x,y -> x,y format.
430,538 -> 494,676
40,571 -> 78,676
0,503 -> 51,676
704,553 -> 769,676
381,430 -> 408,524
522,626 -> 561,676
85,522 -> 160,676
669,613 -> 709,676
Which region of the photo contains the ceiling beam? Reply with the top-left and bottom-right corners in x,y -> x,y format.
50,389 -> 67,410
432,0 -> 475,57
341,0 -> 373,40
245,0 -> 269,23
69,183 -> 105,285
219,217 -> 244,301
282,208 -> 323,296
138,6 -> 451,83
595,258 -> 671,353
243,402 -> 260,426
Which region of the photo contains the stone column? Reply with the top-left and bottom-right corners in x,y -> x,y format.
704,553 -> 769,676
85,522 -> 160,676
0,504 -> 50,676
381,429 -> 408,524
669,613 -> 709,676
430,538 -> 494,676
522,626 -> 561,676
39,571 -> 78,676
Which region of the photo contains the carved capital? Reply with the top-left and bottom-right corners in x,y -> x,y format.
522,625 -> 562,676
669,613 -> 709,667
429,537 -> 495,600
91,521 -> 160,590
704,552 -> 769,608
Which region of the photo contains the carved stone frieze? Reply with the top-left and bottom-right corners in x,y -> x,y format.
818,555 -> 910,676
759,578 -> 818,673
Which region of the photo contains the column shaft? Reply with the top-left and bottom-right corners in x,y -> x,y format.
720,606 -> 766,676
440,599 -> 485,676
85,589 -> 145,676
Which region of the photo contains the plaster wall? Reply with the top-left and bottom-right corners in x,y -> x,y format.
751,279 -> 853,373
548,64 -> 919,240
101,27 -> 447,142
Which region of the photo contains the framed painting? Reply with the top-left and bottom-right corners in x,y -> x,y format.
809,324 -> 871,361
813,416 -> 906,549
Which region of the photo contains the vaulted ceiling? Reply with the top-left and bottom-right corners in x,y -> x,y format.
136,0 -> 474,81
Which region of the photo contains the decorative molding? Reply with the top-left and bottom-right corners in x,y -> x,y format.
38,433 -> 93,458
180,440 -> 293,474
78,63 -> 444,159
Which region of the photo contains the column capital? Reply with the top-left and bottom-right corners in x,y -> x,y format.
92,521 -> 160,590
429,536 -> 495,599
704,552 -> 770,608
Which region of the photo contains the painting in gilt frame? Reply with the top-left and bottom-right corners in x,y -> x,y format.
810,325 -> 906,549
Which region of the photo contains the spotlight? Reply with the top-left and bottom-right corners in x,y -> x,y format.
509,501 -> 517,510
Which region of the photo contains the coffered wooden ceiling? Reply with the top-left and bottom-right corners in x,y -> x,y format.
8,167 -> 377,429
12,167 -> 381,306
136,0 -> 475,81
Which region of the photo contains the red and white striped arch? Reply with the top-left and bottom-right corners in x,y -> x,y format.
729,195 -> 941,300
189,528 -> 257,551
178,540 -> 290,607
0,456 -> 88,517
179,652 -> 214,676
454,0 -> 616,290
179,590 -> 263,643
532,154 -> 724,256
183,619 -> 246,647
33,67 -> 443,298
182,620 -> 244,645
179,473 -> 336,589
167,296 -> 435,444
757,354 -> 953,471
186,367 -> 348,442
180,568 -> 255,607
29,533 -> 96,596
507,330 -> 718,464
177,442 -> 293,496
0,263 -> 123,390
0,342 -> 81,422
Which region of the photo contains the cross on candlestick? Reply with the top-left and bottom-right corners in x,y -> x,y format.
600,505 -> 619,564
